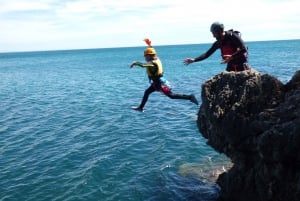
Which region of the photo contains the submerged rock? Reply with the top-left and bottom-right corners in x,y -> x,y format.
197,70 -> 300,201
178,157 -> 232,183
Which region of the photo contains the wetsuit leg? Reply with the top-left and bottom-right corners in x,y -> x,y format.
165,92 -> 191,100
162,91 -> 198,105
139,84 -> 156,109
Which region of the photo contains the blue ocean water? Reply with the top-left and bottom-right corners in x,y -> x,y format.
0,40 -> 299,201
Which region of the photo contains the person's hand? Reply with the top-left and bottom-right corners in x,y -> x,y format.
130,62 -> 136,68
183,58 -> 195,65
221,55 -> 232,64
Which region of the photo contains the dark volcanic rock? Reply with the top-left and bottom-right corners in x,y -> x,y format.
197,70 -> 300,201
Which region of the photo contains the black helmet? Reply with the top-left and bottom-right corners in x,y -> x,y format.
210,22 -> 224,33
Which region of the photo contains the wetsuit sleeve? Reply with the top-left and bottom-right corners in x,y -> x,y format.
132,62 -> 155,68
132,61 -> 158,76
194,42 -> 219,62
230,33 -> 248,58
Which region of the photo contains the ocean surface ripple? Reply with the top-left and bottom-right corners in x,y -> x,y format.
1,40 -> 299,200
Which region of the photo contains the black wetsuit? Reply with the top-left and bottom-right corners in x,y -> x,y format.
133,57 -> 197,109
139,77 -> 193,109
194,31 -> 249,71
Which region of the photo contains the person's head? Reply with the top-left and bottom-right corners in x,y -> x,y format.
144,47 -> 156,61
210,22 -> 224,40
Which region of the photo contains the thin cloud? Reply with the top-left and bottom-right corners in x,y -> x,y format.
0,0 -> 299,52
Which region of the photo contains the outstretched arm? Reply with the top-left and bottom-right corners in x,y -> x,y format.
130,61 -> 144,68
183,42 -> 219,66
130,62 -> 137,68
130,61 -> 155,68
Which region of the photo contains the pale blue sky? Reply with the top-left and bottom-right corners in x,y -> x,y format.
0,0 -> 299,52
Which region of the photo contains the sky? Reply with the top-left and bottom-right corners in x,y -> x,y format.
0,0 -> 299,52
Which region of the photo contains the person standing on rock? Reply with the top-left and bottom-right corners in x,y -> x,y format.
184,22 -> 251,72
130,38 -> 198,112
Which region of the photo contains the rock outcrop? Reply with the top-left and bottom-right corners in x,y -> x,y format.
197,70 -> 300,201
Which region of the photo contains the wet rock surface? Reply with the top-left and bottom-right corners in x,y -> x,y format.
197,70 -> 300,201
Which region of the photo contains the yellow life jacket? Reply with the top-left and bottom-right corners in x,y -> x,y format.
147,58 -> 163,78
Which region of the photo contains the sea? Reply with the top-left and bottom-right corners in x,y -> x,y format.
0,39 -> 299,201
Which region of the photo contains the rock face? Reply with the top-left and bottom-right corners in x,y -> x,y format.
197,70 -> 300,201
